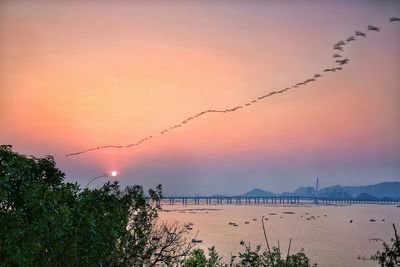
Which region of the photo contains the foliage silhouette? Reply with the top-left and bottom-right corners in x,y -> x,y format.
0,145 -> 193,266
184,241 -> 316,267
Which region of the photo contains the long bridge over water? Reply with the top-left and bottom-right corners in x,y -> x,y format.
162,196 -> 400,205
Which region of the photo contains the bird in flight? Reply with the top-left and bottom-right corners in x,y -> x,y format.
368,25 -> 380,32
346,36 -> 356,43
304,78 -> 316,83
336,58 -> 350,65
323,68 -> 334,72
333,44 -> 343,51
336,40 -> 346,46
389,17 -> 400,22
333,53 -> 342,58
355,30 -> 366,37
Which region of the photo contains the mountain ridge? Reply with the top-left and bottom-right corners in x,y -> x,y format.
240,181 -> 400,199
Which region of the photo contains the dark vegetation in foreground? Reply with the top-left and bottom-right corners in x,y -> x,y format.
0,145 -> 398,266
1,145 -> 191,266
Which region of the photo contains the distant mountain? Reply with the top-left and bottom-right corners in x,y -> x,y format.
241,188 -> 275,197
317,186 -> 353,198
291,186 -> 315,197
354,193 -> 377,200
240,182 -> 400,199
326,182 -> 400,199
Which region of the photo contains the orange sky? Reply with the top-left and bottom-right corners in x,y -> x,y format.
1,1 -> 399,194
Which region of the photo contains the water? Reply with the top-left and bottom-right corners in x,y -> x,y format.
159,204 -> 400,266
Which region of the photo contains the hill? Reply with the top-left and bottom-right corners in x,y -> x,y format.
240,182 -> 400,199
241,188 -> 276,197
328,182 -> 400,198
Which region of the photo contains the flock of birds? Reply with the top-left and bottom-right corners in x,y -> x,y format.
66,17 -> 400,157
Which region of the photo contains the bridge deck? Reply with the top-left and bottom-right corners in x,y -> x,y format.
161,196 -> 400,205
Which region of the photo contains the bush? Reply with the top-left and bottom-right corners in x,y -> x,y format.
234,241 -> 316,266
184,240 -> 316,266
184,246 -> 223,267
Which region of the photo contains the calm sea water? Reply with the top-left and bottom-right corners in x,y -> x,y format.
159,203 -> 400,266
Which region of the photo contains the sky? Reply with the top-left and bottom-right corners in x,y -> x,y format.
1,0 -> 399,195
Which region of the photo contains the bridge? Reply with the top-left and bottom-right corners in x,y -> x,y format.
162,196 -> 400,205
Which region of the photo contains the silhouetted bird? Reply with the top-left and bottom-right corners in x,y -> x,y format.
355,30 -> 366,37
336,58 -> 350,65
346,36 -> 356,43
389,17 -> 400,22
336,40 -> 346,46
333,44 -> 343,51
314,74 -> 322,78
333,53 -> 342,58
368,25 -> 380,32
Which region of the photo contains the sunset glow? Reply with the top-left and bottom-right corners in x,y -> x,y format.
0,1 -> 399,195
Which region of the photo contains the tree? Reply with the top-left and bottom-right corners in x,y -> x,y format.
0,145 -> 193,266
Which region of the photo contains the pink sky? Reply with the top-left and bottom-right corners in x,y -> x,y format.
1,1 -> 399,194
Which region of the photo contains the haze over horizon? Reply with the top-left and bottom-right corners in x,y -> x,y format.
1,1 -> 399,195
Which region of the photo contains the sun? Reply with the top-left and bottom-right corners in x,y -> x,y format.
111,170 -> 118,177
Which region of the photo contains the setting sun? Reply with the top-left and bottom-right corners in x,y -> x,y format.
111,171 -> 118,177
